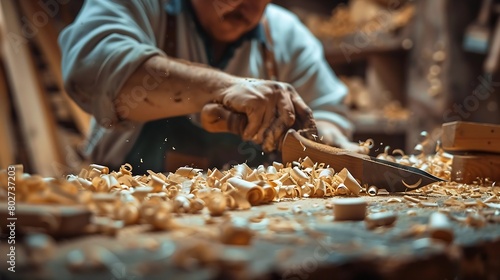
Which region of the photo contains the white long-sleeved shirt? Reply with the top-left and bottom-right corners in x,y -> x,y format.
59,0 -> 348,168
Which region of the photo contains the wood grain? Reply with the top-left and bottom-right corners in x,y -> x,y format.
1,196 -> 500,279
282,129 -> 366,178
451,153 -> 500,183
442,121 -> 500,154
19,0 -> 91,137
0,63 -> 15,169
0,0 -> 63,176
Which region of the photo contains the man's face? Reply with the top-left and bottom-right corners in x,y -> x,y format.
191,0 -> 271,42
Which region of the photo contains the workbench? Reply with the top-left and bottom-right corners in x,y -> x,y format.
1,192 -> 500,280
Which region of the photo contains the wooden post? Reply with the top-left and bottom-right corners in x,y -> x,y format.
0,63 -> 16,169
18,0 -> 91,137
0,0 -> 63,176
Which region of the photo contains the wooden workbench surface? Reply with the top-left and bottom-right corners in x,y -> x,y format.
1,193 -> 500,280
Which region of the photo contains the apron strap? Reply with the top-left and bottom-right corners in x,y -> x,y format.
261,16 -> 279,81
165,14 -> 177,57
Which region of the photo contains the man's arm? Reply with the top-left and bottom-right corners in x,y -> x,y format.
117,55 -> 315,151
115,56 -> 235,122
59,0 -> 314,151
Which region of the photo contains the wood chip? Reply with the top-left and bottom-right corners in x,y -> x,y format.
387,198 -> 402,203
403,195 -> 420,204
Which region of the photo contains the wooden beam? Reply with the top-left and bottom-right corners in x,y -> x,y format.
451,154 -> 500,183
0,0 -> 63,176
442,121 -> 500,154
0,63 -> 16,169
18,0 -> 91,137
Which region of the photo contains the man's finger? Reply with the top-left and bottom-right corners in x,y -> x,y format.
253,104 -> 276,144
241,89 -> 272,142
262,118 -> 288,152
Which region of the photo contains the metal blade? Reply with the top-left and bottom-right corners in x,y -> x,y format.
362,158 -> 445,193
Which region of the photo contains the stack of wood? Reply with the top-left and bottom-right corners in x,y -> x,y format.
304,0 -> 415,39
442,121 -> 500,183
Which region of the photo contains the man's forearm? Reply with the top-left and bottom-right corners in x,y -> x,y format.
115,55 -> 237,122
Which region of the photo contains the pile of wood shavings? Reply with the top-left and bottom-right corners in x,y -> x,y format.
0,159 -> 366,234
305,3 -> 415,39
374,145 -> 453,181
2,144 -> 497,236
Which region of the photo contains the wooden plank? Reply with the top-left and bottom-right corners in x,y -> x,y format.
0,0 -> 63,176
0,203 -> 92,237
1,196 -> 500,279
451,153 -> 500,183
442,121 -> 500,154
19,0 -> 91,137
0,63 -> 16,169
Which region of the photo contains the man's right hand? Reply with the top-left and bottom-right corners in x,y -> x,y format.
210,78 -> 317,152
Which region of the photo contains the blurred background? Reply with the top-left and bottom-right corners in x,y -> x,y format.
0,0 -> 499,176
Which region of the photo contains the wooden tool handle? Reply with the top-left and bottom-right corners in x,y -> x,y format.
281,129 -> 369,179
285,129 -> 370,160
200,104 -> 247,135
485,17 -> 500,73
478,0 -> 493,25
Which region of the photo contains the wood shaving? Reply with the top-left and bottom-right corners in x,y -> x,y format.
387,198 -> 402,203
403,195 -> 420,204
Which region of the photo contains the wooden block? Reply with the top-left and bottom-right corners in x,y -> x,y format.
0,203 -> 92,237
451,154 -> 500,183
442,121 -> 500,154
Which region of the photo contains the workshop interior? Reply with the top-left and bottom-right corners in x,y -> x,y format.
1,0 -> 500,279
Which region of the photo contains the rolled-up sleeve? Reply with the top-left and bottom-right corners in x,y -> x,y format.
59,0 -> 165,128
269,7 -> 352,134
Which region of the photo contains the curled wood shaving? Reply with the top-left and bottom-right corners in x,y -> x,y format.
337,168 -> 362,195
367,186 -> 378,197
402,178 -> 422,189
387,198 -> 402,203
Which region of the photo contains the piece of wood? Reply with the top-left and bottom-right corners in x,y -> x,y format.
18,0 -> 91,137
0,203 -> 92,237
451,153 -> 500,183
442,121 -> 500,154
1,195 -> 500,279
0,0 -> 63,176
0,63 -> 16,169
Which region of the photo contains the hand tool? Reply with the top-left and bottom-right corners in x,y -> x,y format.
281,129 -> 445,192
463,0 -> 493,54
201,104 -> 445,192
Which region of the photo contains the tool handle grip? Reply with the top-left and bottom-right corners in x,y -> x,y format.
200,103 -> 247,135
485,17 -> 500,73
478,0 -> 493,25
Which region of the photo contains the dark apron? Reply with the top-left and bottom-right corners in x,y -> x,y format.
125,15 -> 278,173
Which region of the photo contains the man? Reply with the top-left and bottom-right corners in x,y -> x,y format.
59,0 -> 361,174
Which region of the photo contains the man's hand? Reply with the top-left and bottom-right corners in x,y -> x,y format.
216,79 -> 316,152
316,120 -> 369,154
